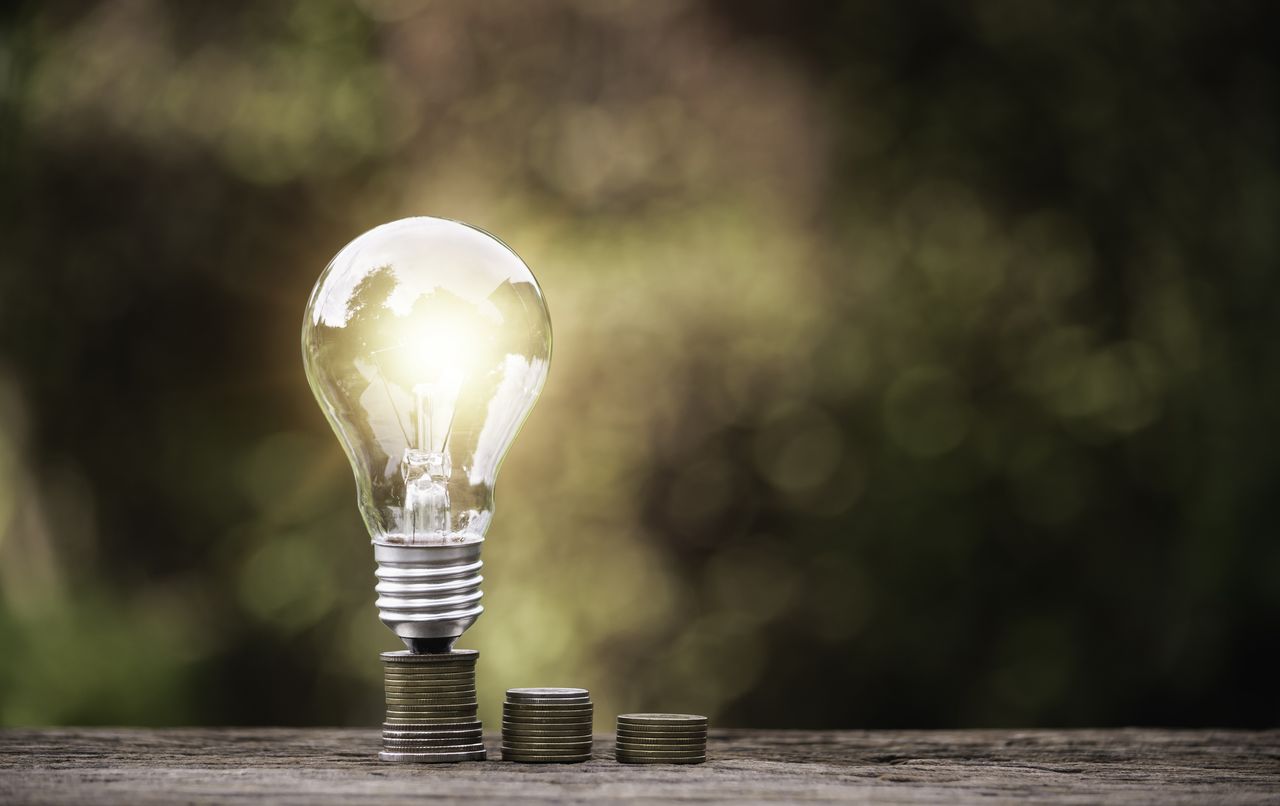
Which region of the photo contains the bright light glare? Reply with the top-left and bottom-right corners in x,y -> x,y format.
398,314 -> 478,382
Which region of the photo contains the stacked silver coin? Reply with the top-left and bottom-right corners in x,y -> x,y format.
615,713 -> 707,764
380,649 -> 486,763
501,687 -> 594,763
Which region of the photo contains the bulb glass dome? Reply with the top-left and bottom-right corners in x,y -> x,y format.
302,217 -> 551,546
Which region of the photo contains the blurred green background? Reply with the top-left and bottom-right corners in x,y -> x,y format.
2,0 -> 1278,730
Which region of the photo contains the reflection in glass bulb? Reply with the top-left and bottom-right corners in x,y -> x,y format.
302,217 -> 552,547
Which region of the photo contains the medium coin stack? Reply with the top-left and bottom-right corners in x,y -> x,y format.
615,713 -> 707,764
501,687 -> 594,763
380,649 -> 486,763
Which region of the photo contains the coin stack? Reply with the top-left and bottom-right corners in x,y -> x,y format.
615,713 -> 708,764
380,649 -> 486,763
501,687 -> 594,763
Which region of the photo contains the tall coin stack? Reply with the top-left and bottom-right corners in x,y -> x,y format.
615,713 -> 708,764
501,688 -> 594,763
380,649 -> 486,763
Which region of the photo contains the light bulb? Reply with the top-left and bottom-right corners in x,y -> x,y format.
302,217 -> 552,652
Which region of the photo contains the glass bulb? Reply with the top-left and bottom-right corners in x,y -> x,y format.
302,217 -> 552,548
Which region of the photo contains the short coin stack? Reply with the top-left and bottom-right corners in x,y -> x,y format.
380,649 -> 486,763
501,687 -> 594,763
615,713 -> 707,764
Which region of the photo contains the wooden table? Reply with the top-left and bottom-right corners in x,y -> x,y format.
2,728 -> 1277,803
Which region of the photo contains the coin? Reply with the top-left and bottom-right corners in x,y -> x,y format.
506,697 -> 591,706
617,713 -> 706,725
501,718 -> 592,729
384,721 -> 483,731
503,735 -> 593,746
616,723 -> 708,733
501,746 -> 593,756
385,681 -> 476,690
501,747 -> 592,754
502,734 -> 593,744
503,700 -> 592,710
617,733 -> 707,744
616,737 -> 706,748
616,755 -> 706,764
502,736 -> 590,745
385,711 -> 478,721
381,649 -> 479,662
384,670 -> 481,680
383,737 -> 484,745
379,749 -> 488,763
382,668 -> 476,677
503,705 -> 593,717
502,752 -> 591,763
382,672 -> 476,678
502,730 -> 593,740
506,687 -> 589,700
382,731 -> 482,742
504,721 -> 593,736
381,680 -> 478,690
383,739 -> 487,751
381,742 -> 486,757
503,744 -> 593,756
614,747 -> 706,757
503,713 -> 591,721
385,697 -> 477,704
385,691 -> 477,700
384,682 -> 475,690
616,747 -> 704,756
385,713 -> 479,722
383,735 -> 485,745
384,746 -> 488,757
383,718 -> 481,728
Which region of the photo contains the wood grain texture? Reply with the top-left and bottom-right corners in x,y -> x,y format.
1,728 -> 1277,804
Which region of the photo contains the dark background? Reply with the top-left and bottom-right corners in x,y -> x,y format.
2,0 -> 1278,731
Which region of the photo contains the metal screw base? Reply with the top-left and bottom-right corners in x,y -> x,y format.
373,539 -> 484,652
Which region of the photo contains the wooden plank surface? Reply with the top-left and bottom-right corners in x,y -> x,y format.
1,728 -> 1277,804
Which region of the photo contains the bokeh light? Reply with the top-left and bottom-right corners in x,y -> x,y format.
1,0 -> 1278,730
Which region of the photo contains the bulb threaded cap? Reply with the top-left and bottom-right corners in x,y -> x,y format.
373,539 -> 484,652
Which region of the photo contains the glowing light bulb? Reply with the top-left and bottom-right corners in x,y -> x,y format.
302,217 -> 552,651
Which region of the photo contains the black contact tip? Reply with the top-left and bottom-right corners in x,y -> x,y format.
404,636 -> 457,654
